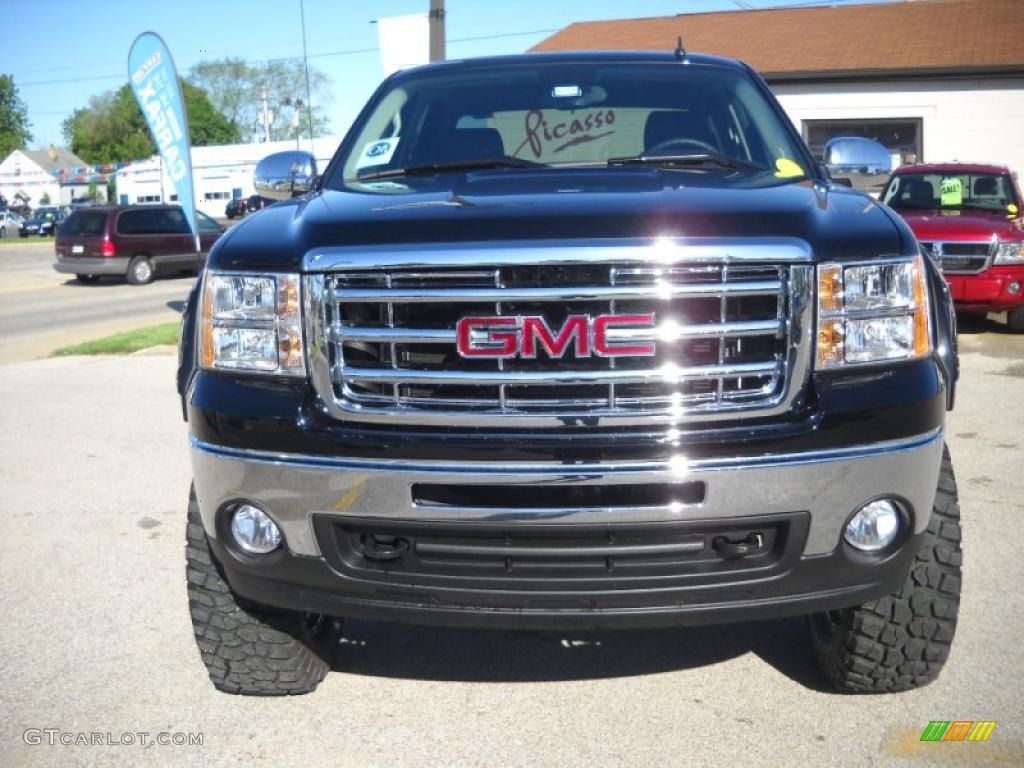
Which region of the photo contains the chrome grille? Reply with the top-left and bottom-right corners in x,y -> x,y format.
305,242 -> 813,427
920,240 -> 994,274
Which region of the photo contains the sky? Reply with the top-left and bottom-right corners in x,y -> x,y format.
0,0 -> 894,151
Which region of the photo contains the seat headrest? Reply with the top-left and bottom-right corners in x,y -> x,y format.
643,110 -> 716,154
903,177 -> 936,205
973,176 -> 998,196
437,128 -> 505,162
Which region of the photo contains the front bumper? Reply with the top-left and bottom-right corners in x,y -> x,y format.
53,256 -> 129,276
191,428 -> 944,629
945,265 -> 1024,312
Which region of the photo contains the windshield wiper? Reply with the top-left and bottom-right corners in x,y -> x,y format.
958,202 -> 1006,213
356,157 -> 543,181
607,153 -> 765,172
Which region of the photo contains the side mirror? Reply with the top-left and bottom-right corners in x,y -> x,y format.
824,137 -> 893,194
254,151 -> 318,201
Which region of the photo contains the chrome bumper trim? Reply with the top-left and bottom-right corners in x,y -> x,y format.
190,428 -> 940,474
190,429 -> 944,559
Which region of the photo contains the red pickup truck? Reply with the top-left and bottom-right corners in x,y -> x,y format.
882,163 -> 1024,331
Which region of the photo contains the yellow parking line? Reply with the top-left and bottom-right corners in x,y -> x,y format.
0,281 -> 59,295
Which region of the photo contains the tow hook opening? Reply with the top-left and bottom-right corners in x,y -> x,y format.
360,534 -> 410,562
712,532 -> 766,559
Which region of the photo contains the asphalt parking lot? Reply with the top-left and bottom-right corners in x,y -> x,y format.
0,322 -> 1022,767
0,239 -> 206,364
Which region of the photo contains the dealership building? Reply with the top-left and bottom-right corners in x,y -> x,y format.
532,0 -> 1024,176
0,147 -> 105,208
114,137 -> 341,219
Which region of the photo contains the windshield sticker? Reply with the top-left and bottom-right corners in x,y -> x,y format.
356,138 -> 399,169
940,177 -> 963,206
774,158 -> 803,178
512,109 -> 616,159
551,85 -> 582,98
1007,203 -> 1019,216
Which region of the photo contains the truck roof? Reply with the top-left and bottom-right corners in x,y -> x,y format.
395,50 -> 750,77
894,162 -> 1012,175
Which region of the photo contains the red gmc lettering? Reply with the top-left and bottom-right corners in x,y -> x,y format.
456,314 -> 656,359
593,313 -> 657,357
455,316 -> 519,358
521,316 -> 588,358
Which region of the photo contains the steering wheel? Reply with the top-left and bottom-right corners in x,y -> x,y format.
646,137 -> 719,156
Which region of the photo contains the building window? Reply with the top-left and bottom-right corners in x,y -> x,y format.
803,118 -> 923,166
203,191 -> 230,200
135,194 -> 162,203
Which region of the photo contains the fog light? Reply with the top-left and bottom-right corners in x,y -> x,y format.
844,499 -> 901,552
230,504 -> 282,554
1008,281 -> 1021,295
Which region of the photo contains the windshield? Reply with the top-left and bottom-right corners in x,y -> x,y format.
883,172 -> 1018,213
333,61 -> 811,186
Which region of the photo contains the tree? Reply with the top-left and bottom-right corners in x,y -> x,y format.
62,82 -> 239,165
188,57 -> 332,142
39,191 -> 51,205
0,74 -> 33,159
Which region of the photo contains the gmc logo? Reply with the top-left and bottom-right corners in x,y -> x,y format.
456,313 -> 656,359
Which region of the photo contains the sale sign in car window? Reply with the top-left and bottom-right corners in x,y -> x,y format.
940,177 -> 963,207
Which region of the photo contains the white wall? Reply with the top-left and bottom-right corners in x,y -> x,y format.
116,137 -> 342,219
0,150 -> 61,208
773,77 -> 1024,178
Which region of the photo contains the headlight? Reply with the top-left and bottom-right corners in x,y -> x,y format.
199,271 -> 304,375
816,254 -> 931,369
994,241 -> 1024,265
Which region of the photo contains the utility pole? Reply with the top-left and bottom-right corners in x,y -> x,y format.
260,87 -> 272,143
429,0 -> 445,62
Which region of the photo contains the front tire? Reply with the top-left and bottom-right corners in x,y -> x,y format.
1007,306 -> 1024,333
186,486 -> 341,695
126,254 -> 154,285
809,446 -> 961,693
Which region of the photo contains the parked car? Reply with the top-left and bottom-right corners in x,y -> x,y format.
245,194 -> 272,212
53,205 -> 225,284
882,163 -> 1024,331
0,210 -> 23,238
224,198 -> 247,219
178,52 -> 960,696
19,206 -> 65,237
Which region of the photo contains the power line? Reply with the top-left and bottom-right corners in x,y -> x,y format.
17,73 -> 125,87
451,28 -> 559,44
16,26 -> 562,87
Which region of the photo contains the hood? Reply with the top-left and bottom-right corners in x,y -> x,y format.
210,169 -> 906,271
896,208 -> 1024,242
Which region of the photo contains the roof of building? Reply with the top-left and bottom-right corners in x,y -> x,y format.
530,0 -> 1024,80
20,147 -> 89,172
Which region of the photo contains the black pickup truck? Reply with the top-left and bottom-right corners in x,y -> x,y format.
178,51 -> 960,696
